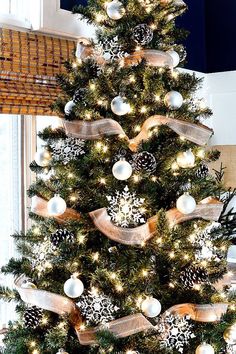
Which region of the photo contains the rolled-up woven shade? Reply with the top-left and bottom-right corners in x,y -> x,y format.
0,28 -> 76,115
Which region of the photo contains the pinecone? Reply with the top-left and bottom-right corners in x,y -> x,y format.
196,162 -> 209,178
50,229 -> 75,248
132,24 -> 153,45
23,306 -> 43,328
73,88 -> 87,104
179,266 -> 208,288
133,151 -> 157,174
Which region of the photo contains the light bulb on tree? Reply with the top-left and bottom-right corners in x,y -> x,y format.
195,342 -> 215,354
176,193 -> 196,214
141,297 -> 162,318
47,194 -> 67,216
64,274 -> 84,298
176,149 -> 195,168
111,95 -> 131,116
112,159 -> 133,180
106,0 -> 125,20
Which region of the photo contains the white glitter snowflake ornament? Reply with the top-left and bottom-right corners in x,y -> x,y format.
76,291 -> 119,325
106,185 -> 146,227
157,312 -> 195,353
51,137 -> 85,164
94,36 -> 129,62
31,237 -> 55,273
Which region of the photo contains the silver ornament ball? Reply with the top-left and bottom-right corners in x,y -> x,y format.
64,275 -> 84,298
164,90 -> 183,110
223,324 -> 236,345
111,95 -> 131,116
106,0 -> 125,20
47,194 -> 67,216
64,100 -> 76,115
167,49 -> 180,67
176,193 -> 196,215
34,149 -> 51,167
112,159 -> 133,180
56,349 -> 69,354
141,297 -> 162,318
195,342 -> 215,354
176,149 -> 195,168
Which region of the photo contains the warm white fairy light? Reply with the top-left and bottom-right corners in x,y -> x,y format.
142,269 -> 148,277
169,282 -> 175,288
171,161 -> 179,171
110,272 -> 117,280
30,341 -> 36,347
129,75 -> 136,83
193,284 -> 201,291
85,113 -> 91,119
150,23 -> 157,30
89,83 -> 96,91
91,286 -> 99,296
68,173 -> 74,178
70,195 -> 77,202
196,148 -> 205,159
100,178 -> 106,185
41,317 -> 48,325
78,234 -> 86,244
33,227 -> 40,235
95,13 -> 105,22
184,254 -> 189,260
103,145 -> 108,153
199,100 -> 207,110
159,68 -> 164,73
32,350 -> 39,354
116,284 -> 123,292
135,45 -> 142,51
155,94 -> 160,102
140,106 -> 147,113
97,99 -> 104,105
80,323 -> 86,331
133,175 -> 140,183
156,237 -> 162,244
172,70 -> 179,79
169,251 -> 175,259
92,252 -> 100,262
95,142 -> 102,150
134,125 -> 141,132
179,136 -> 186,141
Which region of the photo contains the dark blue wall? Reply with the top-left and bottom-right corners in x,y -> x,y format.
60,0 -> 236,73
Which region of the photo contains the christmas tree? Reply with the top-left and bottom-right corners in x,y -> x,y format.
1,1 -> 236,353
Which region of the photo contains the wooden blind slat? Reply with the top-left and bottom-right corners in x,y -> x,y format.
0,28 -> 76,116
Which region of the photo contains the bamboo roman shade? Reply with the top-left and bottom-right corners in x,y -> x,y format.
0,28 -> 76,115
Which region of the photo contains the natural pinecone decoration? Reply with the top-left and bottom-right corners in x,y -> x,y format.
179,266 -> 208,288
133,151 -> 157,174
132,24 -> 153,45
50,228 -> 75,248
73,88 -> 87,105
23,306 -> 43,328
196,162 -> 209,178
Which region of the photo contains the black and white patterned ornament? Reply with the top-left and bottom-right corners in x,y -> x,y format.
132,24 -> 153,45
179,266 -> 208,289
133,151 -> 157,174
51,137 -> 85,164
196,162 -> 209,179
76,291 -> 119,325
50,229 -> 75,248
73,88 -> 87,105
157,312 -> 195,353
23,306 -> 43,328
94,36 -> 129,62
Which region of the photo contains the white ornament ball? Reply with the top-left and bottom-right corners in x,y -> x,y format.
141,297 -> 162,318
47,194 -> 67,216
57,349 -> 69,354
167,50 -> 180,67
176,193 -> 196,215
177,149 -> 195,168
112,159 -> 133,180
34,149 -> 51,167
106,0 -> 125,20
64,275 -> 84,298
164,90 -> 183,110
111,95 -> 131,116
64,100 -> 76,115
195,342 -> 215,354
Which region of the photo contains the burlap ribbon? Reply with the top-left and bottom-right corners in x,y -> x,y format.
31,196 -> 80,223
89,198 -> 223,246
64,115 -> 213,152
15,275 -> 228,345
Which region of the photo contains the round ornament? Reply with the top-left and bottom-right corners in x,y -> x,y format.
112,159 -> 133,180
34,148 -> 51,167
106,0 -> 125,20
176,193 -> 196,214
133,151 -> 157,174
164,90 -> 183,110
47,194 -> 67,216
64,274 -> 84,298
224,324 -> 236,345
21,281 -> 37,289
177,149 -> 195,168
56,349 -> 69,354
111,95 -> 131,116
132,24 -> 153,45
167,49 -> 180,67
64,100 -> 75,115
195,343 -> 215,354
141,297 -> 161,318
73,88 -> 87,105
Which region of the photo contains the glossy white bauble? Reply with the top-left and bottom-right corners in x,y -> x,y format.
34,149 -> 51,167
111,96 -> 131,116
164,90 -> 183,110
112,159 -> 133,180
177,149 -> 195,168
64,275 -> 84,298
141,297 -> 162,318
195,343 -> 215,354
47,194 -> 67,216
176,193 -> 196,215
106,0 -> 125,20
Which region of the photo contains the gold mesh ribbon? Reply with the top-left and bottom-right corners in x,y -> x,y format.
64,115 -> 213,152
89,199 -> 223,246
15,275 -> 228,346
31,196 -> 80,223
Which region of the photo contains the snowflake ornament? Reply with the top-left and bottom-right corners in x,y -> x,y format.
76,291 -> 119,325
31,237 -> 54,273
106,185 -> 146,227
51,137 -> 85,164
157,312 -> 195,353
94,36 -> 129,62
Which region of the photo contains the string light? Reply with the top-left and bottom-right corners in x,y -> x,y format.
134,125 -> 141,132
41,317 -> 48,325
68,173 -> 74,178
169,251 -> 175,259
89,83 -> 96,91
129,75 -> 136,83
156,237 -> 162,244
140,106 -> 147,113
97,99 -> 104,105
196,148 -> 205,159
103,145 -> 108,153
91,286 -> 99,296
80,323 -> 86,331
155,94 -> 160,102
33,227 -> 40,235
142,269 -> 149,277
133,175 -> 140,183
151,176 -> 158,182
92,252 -> 100,262
193,284 -> 201,291
95,13 -> 105,22
30,341 -> 36,347
183,254 -> 189,260
172,70 -> 179,79
85,113 -> 91,119
169,282 -> 175,288
100,178 -> 106,185
116,284 -> 123,292
150,23 -> 157,30
135,45 -> 142,51
78,234 -> 86,244
72,62 -> 78,68
171,161 -> 179,171
32,350 -> 39,354
95,142 -> 102,150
